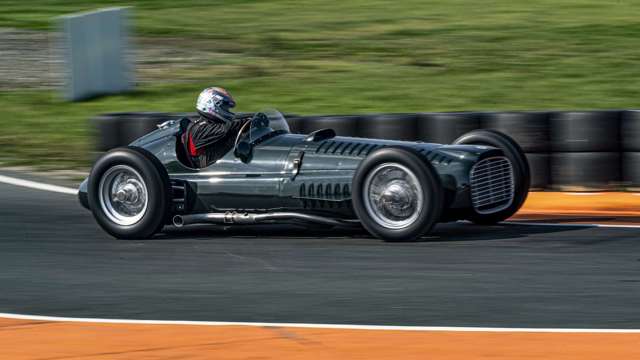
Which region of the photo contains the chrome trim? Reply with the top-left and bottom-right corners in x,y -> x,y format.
469,156 -> 514,214
98,165 -> 148,226
157,120 -> 175,129
173,212 -> 358,228
362,162 -> 424,229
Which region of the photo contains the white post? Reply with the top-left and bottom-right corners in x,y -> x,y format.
59,7 -> 134,101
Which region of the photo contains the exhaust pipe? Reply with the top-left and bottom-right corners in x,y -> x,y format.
173,214 -> 185,227
172,212 -> 357,228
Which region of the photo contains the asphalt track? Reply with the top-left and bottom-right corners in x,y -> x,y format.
1,175 -> 640,329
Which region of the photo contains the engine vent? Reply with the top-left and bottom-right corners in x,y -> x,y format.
469,157 -> 514,214
171,180 -> 187,213
315,141 -> 383,157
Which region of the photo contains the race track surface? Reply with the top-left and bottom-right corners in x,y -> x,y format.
1,177 -> 640,328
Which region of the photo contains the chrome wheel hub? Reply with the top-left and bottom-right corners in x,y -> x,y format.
98,165 -> 148,226
363,163 -> 424,229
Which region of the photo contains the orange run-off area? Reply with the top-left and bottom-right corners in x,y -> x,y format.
3,192 -> 640,359
1,318 -> 640,360
520,192 -> 640,216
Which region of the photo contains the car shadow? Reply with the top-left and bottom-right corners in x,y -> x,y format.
155,220 -> 586,243
425,221 -> 584,243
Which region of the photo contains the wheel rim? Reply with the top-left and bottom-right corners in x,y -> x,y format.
98,165 -> 148,226
362,163 -> 424,229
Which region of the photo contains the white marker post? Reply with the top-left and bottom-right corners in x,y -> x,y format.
59,7 -> 134,101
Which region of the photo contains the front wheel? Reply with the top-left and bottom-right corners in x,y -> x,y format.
88,147 -> 171,239
352,147 -> 443,242
454,129 -> 530,224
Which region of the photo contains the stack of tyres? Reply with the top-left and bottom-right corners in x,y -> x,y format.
298,115 -> 360,137
550,111 -> 621,191
357,114 -> 418,141
417,112 -> 481,144
118,112 -> 176,145
282,114 -> 304,134
621,111 -> 640,190
91,113 -> 123,152
92,112 -> 180,152
481,112 -> 550,190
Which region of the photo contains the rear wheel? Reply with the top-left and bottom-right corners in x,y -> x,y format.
454,129 -> 530,224
88,147 -> 170,239
352,147 -> 443,242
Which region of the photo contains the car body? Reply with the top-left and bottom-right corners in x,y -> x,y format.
79,111 -> 529,241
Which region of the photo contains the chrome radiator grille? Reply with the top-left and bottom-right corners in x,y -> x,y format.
469,157 -> 514,214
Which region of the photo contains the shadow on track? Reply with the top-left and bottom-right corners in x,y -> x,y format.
157,221 -> 583,243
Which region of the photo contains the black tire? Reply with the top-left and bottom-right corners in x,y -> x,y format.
550,152 -> 620,191
453,129 -> 530,224
357,114 -> 418,141
91,112 -> 175,152
301,115 -> 360,136
91,114 -> 121,152
352,147 -> 443,242
550,111 -> 621,152
119,112 -> 172,145
622,152 -> 640,189
481,111 -> 550,153
417,112 -> 481,144
88,146 -> 171,239
284,115 -> 305,134
525,153 -> 550,190
621,111 -> 640,152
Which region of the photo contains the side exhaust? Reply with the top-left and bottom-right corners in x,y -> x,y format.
172,212 -> 358,228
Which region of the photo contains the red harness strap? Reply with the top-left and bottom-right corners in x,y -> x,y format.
187,133 -> 201,157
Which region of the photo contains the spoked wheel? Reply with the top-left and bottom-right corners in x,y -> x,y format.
88,147 -> 170,239
353,147 -> 443,242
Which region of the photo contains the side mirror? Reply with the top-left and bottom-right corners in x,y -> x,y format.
234,141 -> 253,163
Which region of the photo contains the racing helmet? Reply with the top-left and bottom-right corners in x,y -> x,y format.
196,87 -> 236,123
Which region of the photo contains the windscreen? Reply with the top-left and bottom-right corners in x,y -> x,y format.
259,109 -> 290,133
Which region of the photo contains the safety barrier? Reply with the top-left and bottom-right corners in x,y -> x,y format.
92,110 -> 640,191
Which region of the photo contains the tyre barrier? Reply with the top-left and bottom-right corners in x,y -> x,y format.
91,112 -> 177,152
298,115 -> 360,136
550,111 -> 620,152
622,152 -> 640,189
284,115 -> 305,134
621,110 -> 640,152
118,112 -> 172,145
525,153 -> 550,190
550,152 -> 621,191
418,112 -> 480,144
93,110 -> 638,191
91,113 -> 123,152
357,114 -> 418,141
481,111 -> 550,153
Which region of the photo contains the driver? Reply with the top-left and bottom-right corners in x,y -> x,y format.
185,87 -> 250,168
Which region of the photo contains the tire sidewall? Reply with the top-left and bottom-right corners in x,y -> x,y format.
88,147 -> 170,239
454,129 -> 530,223
352,147 -> 443,241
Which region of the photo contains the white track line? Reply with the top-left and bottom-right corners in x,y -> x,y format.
1,312 -> 639,333
503,221 -> 640,229
0,174 -> 77,195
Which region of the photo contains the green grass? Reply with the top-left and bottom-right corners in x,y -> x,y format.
2,0 -> 640,168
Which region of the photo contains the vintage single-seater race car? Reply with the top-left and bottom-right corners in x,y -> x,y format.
78,110 -> 530,242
